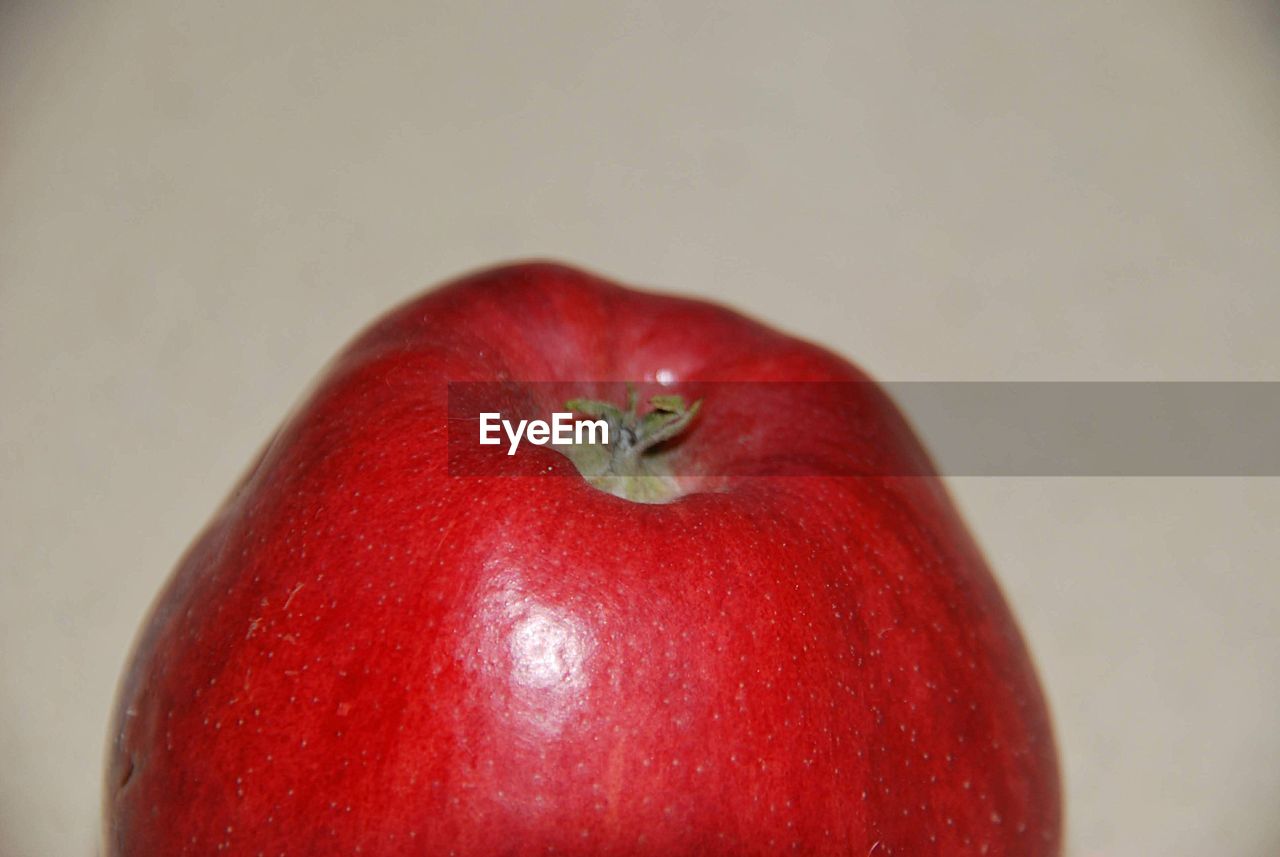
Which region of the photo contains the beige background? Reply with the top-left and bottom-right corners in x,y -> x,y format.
3,1 -> 1279,854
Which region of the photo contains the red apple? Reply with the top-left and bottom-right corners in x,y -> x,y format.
105,262 -> 1061,855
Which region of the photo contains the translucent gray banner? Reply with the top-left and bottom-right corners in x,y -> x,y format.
446,382 -> 1280,476
888,382 -> 1279,476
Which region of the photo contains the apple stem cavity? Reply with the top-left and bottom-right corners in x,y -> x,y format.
558,386 -> 702,504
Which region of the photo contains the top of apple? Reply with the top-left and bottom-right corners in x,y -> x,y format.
415,262 -> 936,504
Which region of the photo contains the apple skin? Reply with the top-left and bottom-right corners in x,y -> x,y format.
105,262 -> 1061,855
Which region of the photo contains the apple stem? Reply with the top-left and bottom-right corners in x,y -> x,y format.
559,386 -> 701,503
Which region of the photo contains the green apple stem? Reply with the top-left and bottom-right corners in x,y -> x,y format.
558,386 -> 701,504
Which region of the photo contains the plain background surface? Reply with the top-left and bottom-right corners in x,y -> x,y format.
3,1 -> 1279,854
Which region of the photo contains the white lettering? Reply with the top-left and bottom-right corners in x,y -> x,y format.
479,413 -> 502,445
552,412 -> 573,445
575,417 -> 608,446
503,418 -> 527,455
482,412 -> 611,456
526,420 -> 550,445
